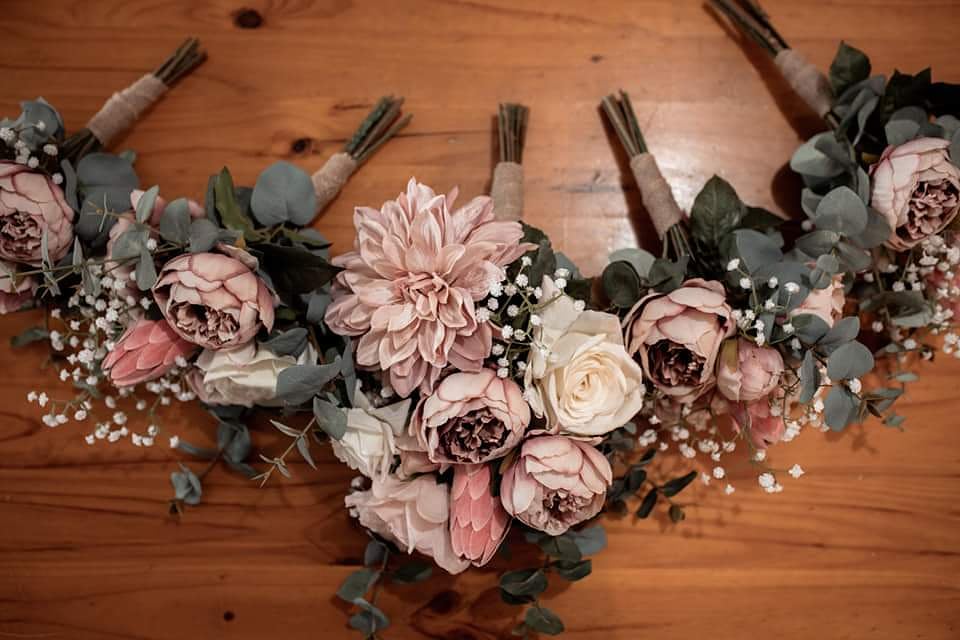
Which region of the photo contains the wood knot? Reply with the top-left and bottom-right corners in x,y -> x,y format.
223,611 -> 235,622
233,8 -> 264,29
427,589 -> 461,615
291,137 -> 314,154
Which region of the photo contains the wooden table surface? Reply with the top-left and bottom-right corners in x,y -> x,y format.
2,1 -> 959,638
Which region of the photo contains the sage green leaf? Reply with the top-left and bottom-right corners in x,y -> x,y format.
159,198 -> 192,244
636,487 -> 658,518
661,470 -> 697,497
500,569 -> 548,597
539,535 -> 582,562
601,261 -> 642,307
135,185 -> 159,224
567,525 -> 607,556
188,218 -> 219,253
313,397 -> 347,440
850,208 -> 892,249
525,606 -> 565,636
791,313 -> 831,345
799,351 -> 820,403
607,248 -> 655,279
815,186 -> 868,236
257,244 -> 341,297
251,161 -> 318,226
554,559 -> 592,581
260,327 -> 308,357
824,386 -> 860,431
135,245 -> 157,291
349,601 -> 390,636
336,568 -> 378,603
10,325 -> 48,348
885,119 -> 921,146
390,560 -> 432,584
110,228 -> 148,260
827,341 -> 875,380
734,229 -> 782,274
276,361 -> 341,405
791,133 -> 847,179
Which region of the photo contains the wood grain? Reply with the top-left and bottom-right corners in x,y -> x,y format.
1,1 -> 959,638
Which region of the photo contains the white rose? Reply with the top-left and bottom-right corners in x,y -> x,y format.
332,382 -> 411,480
189,341 -> 316,407
524,277 -> 645,436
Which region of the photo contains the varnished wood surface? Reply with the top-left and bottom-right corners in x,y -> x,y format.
2,1 -> 959,638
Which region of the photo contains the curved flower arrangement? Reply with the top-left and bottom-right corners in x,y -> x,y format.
3,37 -> 949,637
712,0 -> 960,426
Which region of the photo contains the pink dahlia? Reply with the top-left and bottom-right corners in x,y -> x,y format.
326,179 -> 532,397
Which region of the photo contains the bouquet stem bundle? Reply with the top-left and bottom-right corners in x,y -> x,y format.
709,0 -> 836,124
61,38 -> 206,163
491,102 -> 529,221
311,96 -> 412,213
601,91 -> 691,258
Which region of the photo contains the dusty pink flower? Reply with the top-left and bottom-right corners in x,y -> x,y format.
450,464 -> 510,567
870,137 -> 960,251
790,274 -> 845,327
0,260 -> 37,313
0,162 -> 73,266
130,189 -> 204,227
624,278 -> 734,404
411,368 -> 530,464
717,338 -> 784,403
102,318 -> 198,387
732,398 -> 785,449
325,179 -> 533,397
345,473 -> 469,575
500,435 -> 612,536
152,246 -> 275,349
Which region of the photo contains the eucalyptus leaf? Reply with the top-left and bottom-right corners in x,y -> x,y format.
110,228 -> 148,260
566,526 -> 607,556
791,133 -> 847,179
525,606 -> 565,636
824,386 -> 860,431
792,313 -> 831,345
135,245 -> 157,291
799,351 -> 820,403
607,248 -> 655,279
213,167 -> 254,235
733,229 -> 782,274
336,568 -> 378,603
850,209 -> 892,249
500,569 -> 548,597
826,341 -> 875,380
188,218 -> 220,253
390,560 -> 433,584
159,198 -> 192,244
829,41 -> 871,96
601,261 -> 642,308
313,397 -> 347,440
885,119 -> 921,146
251,161 -> 318,226
275,361 -> 341,405
260,327 -> 308,357
815,186 -> 868,236
135,185 -> 159,224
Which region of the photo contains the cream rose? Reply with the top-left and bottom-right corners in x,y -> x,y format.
332,382 -> 411,480
188,341 -> 316,407
524,277 -> 645,437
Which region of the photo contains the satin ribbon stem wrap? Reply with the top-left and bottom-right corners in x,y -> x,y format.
491,161 -> 523,222
86,74 -> 168,148
311,152 -> 358,213
629,153 -> 684,239
774,49 -> 834,118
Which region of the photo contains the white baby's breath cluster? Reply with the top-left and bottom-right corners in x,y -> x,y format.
0,123 -> 63,183
25,262 -> 194,447
916,235 -> 960,359
483,259 -> 570,381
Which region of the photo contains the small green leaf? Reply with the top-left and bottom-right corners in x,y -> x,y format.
313,397 -> 347,440
660,470 -> 697,497
390,560 -> 433,584
336,568 -> 378,603
10,326 -> 48,348
159,198 -> 192,244
636,488 -> 658,518
214,167 -> 254,235
554,559 -> 592,581
829,41 -> 871,96
826,341 -> 875,380
525,606 -> 565,636
135,185 -> 159,224
499,569 -> 548,597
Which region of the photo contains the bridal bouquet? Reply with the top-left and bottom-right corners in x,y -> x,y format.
711,0 -> 960,417
599,90 -> 899,491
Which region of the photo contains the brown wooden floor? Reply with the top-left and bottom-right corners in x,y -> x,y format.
1,1 -> 959,638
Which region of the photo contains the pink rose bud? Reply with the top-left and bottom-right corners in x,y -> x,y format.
624,278 -> 735,404
500,435 -> 612,536
411,368 -> 530,465
152,247 -> 276,349
102,318 -> 198,387
717,338 -> 784,403
0,162 -> 74,266
450,464 -> 510,567
732,397 -> 785,449
870,137 -> 960,251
